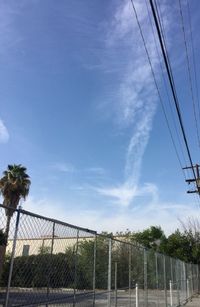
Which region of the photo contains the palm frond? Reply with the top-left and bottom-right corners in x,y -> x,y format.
0,164 -> 31,216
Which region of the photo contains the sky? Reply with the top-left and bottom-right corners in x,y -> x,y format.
0,0 -> 200,235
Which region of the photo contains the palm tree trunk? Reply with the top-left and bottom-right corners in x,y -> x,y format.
0,245 -> 6,280
0,214 -> 11,280
5,214 -> 11,244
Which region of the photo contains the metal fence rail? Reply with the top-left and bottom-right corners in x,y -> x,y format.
0,204 -> 199,306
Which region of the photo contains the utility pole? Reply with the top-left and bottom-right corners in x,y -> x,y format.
183,164 -> 200,194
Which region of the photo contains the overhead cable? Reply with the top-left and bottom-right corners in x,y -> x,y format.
130,0 -> 185,178
178,0 -> 200,147
145,0 -> 188,177
149,0 -> 197,184
186,0 -> 200,124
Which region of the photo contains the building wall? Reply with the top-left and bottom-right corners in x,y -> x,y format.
7,236 -> 129,257
7,237 -> 94,257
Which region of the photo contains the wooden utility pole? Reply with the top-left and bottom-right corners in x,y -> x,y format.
183,164 -> 200,194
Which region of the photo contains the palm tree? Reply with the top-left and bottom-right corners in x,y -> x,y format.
0,164 -> 31,241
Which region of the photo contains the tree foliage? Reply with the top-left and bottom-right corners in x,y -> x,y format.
0,164 -> 31,217
130,224 -> 200,264
130,226 -> 167,252
0,223 -> 200,289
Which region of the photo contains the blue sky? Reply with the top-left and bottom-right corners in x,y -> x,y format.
0,0 -> 200,234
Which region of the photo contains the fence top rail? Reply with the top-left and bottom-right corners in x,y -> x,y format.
0,203 -> 199,267
0,204 -> 155,250
0,203 -> 97,235
97,233 -> 151,250
0,203 -> 144,249
96,232 -> 140,248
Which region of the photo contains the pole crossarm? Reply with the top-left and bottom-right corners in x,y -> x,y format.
183,164 -> 200,195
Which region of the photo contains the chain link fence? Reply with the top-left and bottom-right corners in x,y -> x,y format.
0,203 -> 199,306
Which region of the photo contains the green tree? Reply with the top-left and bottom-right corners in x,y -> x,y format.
75,234 -> 111,289
165,228 -> 200,264
131,226 -> 167,252
164,230 -> 190,262
179,218 -> 200,264
0,252 -> 74,288
0,164 -> 31,241
38,245 -> 51,254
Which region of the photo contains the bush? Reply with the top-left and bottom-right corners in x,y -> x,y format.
1,252 -> 75,288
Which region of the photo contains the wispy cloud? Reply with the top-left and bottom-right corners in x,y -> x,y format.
84,167 -> 106,176
95,182 -> 158,207
50,162 -> 75,173
0,119 -> 9,143
93,0 -> 163,206
24,194 -> 198,236
95,185 -> 137,207
50,163 -> 106,179
0,2 -> 24,63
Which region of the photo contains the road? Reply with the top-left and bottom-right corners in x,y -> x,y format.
0,289 -> 174,307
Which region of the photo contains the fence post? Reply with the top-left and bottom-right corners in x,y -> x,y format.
114,261 -> 117,307
144,248 -> 148,307
183,262 -> 187,302
5,209 -> 21,307
73,229 -> 79,307
176,261 -> 180,307
190,263 -> 194,296
187,279 -> 190,300
46,221 -> 55,306
196,264 -> 199,294
155,253 -> 159,307
176,280 -> 180,307
128,245 -> 131,307
93,235 -> 97,307
163,255 -> 168,307
194,264 -> 197,294
170,258 -> 174,283
107,238 -> 112,307
136,283 -> 139,307
169,280 -> 173,307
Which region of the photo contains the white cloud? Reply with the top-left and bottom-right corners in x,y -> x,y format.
92,0 -> 162,206
23,194 -> 199,236
112,0 -> 158,174
105,0 -> 159,125
125,102 -> 156,183
0,119 -> 9,143
96,184 -> 138,207
24,197 -> 66,221
95,182 -> 158,207
0,2 -> 24,64
50,164 -> 106,177
50,162 -> 75,173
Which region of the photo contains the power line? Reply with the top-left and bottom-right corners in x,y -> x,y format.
153,1 -> 200,203
155,0 -> 192,180
186,0 -> 200,124
153,0 -> 195,181
151,0 -> 200,201
129,0 -> 186,179
154,1 -> 181,114
145,0 -> 188,176
149,0 -> 197,186
130,0 -> 200,203
178,0 -> 200,147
